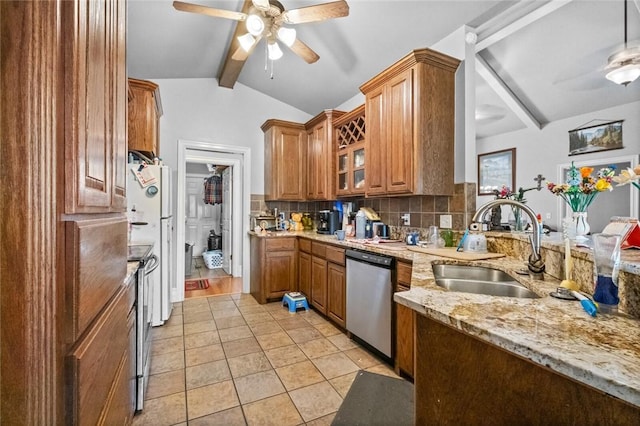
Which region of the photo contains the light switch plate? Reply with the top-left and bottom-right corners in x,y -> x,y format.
440,214 -> 452,229
401,213 -> 410,226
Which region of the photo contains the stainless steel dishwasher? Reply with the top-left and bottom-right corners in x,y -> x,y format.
345,249 -> 394,358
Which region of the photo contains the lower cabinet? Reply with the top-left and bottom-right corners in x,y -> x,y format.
250,235 -> 298,304
64,216 -> 132,425
327,262 -> 346,328
394,261 -> 414,379
298,250 -> 312,299
311,256 -> 328,314
414,313 -> 640,424
309,241 -> 346,323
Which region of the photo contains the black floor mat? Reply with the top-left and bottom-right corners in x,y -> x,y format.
332,370 -> 414,426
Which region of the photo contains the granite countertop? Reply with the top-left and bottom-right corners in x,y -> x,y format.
394,252 -> 640,408
250,229 -> 640,406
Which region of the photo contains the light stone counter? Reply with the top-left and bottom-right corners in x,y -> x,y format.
394,251 -> 640,409
250,228 -> 640,407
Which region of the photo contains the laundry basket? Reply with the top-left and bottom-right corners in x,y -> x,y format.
202,250 -> 223,269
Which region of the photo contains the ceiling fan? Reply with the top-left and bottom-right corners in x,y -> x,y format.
173,0 -> 349,87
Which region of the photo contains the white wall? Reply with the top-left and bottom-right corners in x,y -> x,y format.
152,78 -> 312,194
476,100 -> 640,231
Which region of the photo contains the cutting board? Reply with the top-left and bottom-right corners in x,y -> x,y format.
407,246 -> 506,260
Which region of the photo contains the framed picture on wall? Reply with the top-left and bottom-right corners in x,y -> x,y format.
568,120 -> 623,156
477,148 -> 515,196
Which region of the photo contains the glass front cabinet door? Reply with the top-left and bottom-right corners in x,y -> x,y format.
334,105 -> 366,197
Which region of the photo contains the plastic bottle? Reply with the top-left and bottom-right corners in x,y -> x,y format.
355,209 -> 366,239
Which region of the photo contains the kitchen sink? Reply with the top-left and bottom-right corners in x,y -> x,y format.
432,264 -> 540,299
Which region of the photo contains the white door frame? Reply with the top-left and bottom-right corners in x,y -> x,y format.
175,139 -> 251,302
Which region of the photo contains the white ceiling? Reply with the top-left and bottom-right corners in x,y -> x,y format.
127,0 -> 640,139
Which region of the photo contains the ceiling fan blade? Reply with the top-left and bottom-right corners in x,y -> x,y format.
173,1 -> 247,21
282,0 -> 349,24
287,38 -> 320,64
251,0 -> 270,12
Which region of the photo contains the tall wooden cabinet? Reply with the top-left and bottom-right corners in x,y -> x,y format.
128,78 -> 163,157
360,48 -> 460,197
262,120 -> 307,201
1,0 -> 132,423
305,110 -> 344,200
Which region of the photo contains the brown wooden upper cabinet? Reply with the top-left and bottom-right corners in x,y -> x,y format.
262,119 -> 307,201
128,78 -> 163,158
334,105 -> 366,197
360,48 -> 460,197
64,0 -> 127,214
306,110 -> 344,200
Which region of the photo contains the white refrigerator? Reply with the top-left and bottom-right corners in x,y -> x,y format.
128,164 -> 174,326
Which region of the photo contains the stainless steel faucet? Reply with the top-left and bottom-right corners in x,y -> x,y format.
471,199 -> 545,278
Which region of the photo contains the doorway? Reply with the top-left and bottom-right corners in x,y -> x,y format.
175,139 -> 251,303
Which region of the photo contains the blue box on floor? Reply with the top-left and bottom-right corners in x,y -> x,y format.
282,292 -> 309,313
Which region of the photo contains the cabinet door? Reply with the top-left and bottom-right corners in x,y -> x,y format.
386,69 -> 414,194
365,85 -> 386,196
275,126 -> 306,200
311,256 -> 327,314
307,122 -> 330,199
64,0 -> 125,213
395,288 -> 414,378
299,251 -> 312,299
265,251 -> 297,299
327,263 -> 346,328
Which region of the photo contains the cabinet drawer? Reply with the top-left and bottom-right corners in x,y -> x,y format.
397,261 -> 413,287
67,284 -> 130,426
265,238 -> 296,251
299,238 -> 312,253
66,217 -> 128,342
325,245 -> 345,265
312,242 -> 327,258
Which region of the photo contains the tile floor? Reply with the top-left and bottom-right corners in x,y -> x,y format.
132,293 -> 401,425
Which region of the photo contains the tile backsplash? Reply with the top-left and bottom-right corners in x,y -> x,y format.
252,182 -> 477,233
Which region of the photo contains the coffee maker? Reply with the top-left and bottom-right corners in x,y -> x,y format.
317,210 -> 340,234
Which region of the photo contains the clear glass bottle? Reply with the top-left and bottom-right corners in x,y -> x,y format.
592,233 -> 621,314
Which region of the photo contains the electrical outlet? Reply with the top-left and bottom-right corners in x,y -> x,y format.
440,214 -> 452,229
545,212 -> 552,220
400,213 -> 410,226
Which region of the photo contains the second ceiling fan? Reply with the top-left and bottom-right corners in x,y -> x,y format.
173,0 -> 349,87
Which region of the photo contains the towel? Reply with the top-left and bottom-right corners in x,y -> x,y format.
203,175 -> 222,205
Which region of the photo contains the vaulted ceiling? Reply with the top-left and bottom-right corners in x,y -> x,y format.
128,0 -> 640,139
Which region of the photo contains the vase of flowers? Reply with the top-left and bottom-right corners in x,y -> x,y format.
547,162 -> 615,240
494,185 -> 538,231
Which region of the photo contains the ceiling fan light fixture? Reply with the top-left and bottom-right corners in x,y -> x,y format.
246,14 -> 265,36
606,63 -> 640,86
238,33 -> 256,52
267,41 -> 283,60
606,0 -> 640,86
277,27 -> 296,47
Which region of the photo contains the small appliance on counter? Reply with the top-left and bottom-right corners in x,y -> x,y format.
317,210 -> 341,234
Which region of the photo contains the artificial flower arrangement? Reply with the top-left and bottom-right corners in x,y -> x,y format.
612,165 -> 640,191
546,162 -> 616,212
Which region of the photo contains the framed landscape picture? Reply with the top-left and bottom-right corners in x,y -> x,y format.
477,148 -> 515,196
568,120 -> 623,156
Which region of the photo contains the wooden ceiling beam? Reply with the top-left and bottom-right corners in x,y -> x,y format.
218,0 -> 253,88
